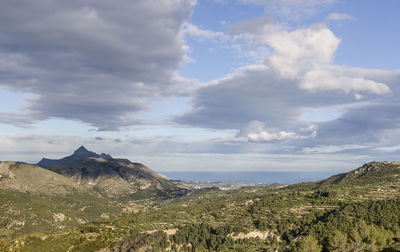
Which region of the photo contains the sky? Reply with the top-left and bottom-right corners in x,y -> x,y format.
0,0 -> 399,173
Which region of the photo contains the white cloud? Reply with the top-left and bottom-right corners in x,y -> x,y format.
300,68 -> 391,95
239,120 -> 317,142
325,12 -> 355,22
374,145 -> 400,152
0,0 -> 195,130
182,23 -> 225,41
302,144 -> 365,154
177,15 -> 400,156
232,20 -> 391,95
265,24 -> 340,78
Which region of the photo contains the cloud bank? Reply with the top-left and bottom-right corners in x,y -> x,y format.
0,0 -> 194,130
177,16 -> 399,154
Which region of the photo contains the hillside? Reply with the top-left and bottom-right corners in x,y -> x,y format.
0,161 -> 81,195
0,162 -> 123,236
0,149 -> 188,238
3,161 -> 400,251
319,161 -> 400,186
44,157 -> 188,199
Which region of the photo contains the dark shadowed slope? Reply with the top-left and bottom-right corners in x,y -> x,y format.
36,146 -> 112,168
44,157 -> 189,199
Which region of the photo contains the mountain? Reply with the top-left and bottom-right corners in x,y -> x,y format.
44,157 -> 188,198
0,147 -> 189,236
37,146 -> 188,198
36,146 -> 112,168
320,161 -> 400,186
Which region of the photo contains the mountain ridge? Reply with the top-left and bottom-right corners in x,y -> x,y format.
319,161 -> 400,186
44,157 -> 188,198
36,146 -> 112,168
34,146 -> 188,198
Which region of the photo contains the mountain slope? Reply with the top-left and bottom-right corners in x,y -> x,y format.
36,146 -> 112,168
0,148 -> 189,237
44,157 -> 188,198
0,161 -> 81,195
0,161 -> 122,236
319,161 -> 400,186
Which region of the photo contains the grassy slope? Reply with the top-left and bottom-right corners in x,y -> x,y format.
0,162 -> 125,237
0,162 -> 81,195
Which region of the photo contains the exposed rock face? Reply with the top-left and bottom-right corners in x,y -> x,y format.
37,146 -> 112,168
352,161 -> 400,175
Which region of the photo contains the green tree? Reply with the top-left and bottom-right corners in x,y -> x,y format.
327,230 -> 348,251
292,235 -> 322,252
0,238 -> 10,252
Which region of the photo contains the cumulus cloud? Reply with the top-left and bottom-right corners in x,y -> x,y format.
176,63 -> 393,131
238,120 -> 317,142
237,22 -> 390,95
265,24 -> 340,78
300,68 -> 391,95
176,16 -> 399,153
230,19 -> 391,95
0,0 -> 194,130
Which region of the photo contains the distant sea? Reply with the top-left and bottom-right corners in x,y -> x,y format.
159,171 -> 336,185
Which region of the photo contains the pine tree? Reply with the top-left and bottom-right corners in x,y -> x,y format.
292,235 -> 322,252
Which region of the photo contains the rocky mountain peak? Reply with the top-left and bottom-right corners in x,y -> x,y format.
37,146 -> 112,168
74,146 -> 90,155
